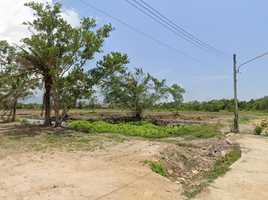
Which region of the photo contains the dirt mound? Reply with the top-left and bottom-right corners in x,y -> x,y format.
156,137 -> 241,193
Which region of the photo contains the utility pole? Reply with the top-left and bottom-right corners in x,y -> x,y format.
233,54 -> 239,133
233,51 -> 268,133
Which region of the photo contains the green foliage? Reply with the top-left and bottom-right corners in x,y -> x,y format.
150,161 -> 168,178
202,150 -> 241,180
168,84 -> 185,114
70,120 -> 221,139
184,183 -> 207,199
254,126 -> 263,135
20,119 -> 30,125
15,1 -> 128,127
239,117 -> 250,124
154,96 -> 268,113
0,40 -> 41,121
101,68 -> 168,119
261,119 -> 268,128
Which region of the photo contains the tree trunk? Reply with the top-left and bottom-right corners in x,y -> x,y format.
53,90 -> 60,127
11,100 -> 17,122
44,75 -> 52,126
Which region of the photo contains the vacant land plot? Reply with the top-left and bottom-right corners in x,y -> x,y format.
0,110 -> 266,199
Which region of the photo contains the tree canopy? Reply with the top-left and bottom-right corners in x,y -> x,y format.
101,68 -> 168,119
14,1 -> 128,126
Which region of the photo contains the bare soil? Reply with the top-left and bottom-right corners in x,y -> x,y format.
0,110 -> 266,199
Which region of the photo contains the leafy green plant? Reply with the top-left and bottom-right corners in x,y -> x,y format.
32,121 -> 42,125
261,119 -> 268,128
150,161 -> 168,178
20,119 -> 30,125
254,126 -> 263,135
70,120 -> 221,139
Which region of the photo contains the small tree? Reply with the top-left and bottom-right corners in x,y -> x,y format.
168,84 -> 185,115
89,95 -> 98,113
0,40 -> 41,121
101,68 -> 168,119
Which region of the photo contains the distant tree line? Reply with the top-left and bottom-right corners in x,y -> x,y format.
154,96 -> 268,112
15,96 -> 268,113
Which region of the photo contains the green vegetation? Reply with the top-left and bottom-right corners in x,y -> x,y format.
155,96 -> 268,113
183,147 -> 241,199
101,68 -> 169,119
254,126 -> 263,135
168,83 -> 185,115
202,149 -> 241,180
150,161 -> 168,178
20,119 -> 30,125
239,117 -> 250,124
261,119 -> 268,128
184,182 -> 209,199
69,120 -> 221,139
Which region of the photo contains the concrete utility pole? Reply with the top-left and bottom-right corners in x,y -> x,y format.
233,54 -> 239,133
233,51 -> 268,133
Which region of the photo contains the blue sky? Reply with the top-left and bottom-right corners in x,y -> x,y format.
1,0 -> 268,103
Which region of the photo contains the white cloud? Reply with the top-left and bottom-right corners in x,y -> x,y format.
190,75 -> 232,83
187,5 -> 202,11
61,7 -> 80,28
151,69 -> 171,78
0,0 -> 80,45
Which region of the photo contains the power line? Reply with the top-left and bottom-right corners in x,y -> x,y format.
139,0 -> 232,57
78,0 -> 231,75
141,1 -> 232,57
127,0 -> 231,59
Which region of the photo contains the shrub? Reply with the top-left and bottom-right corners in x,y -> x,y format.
254,126 -> 263,135
20,119 -> 30,125
261,119 -> 268,128
69,120 -> 221,139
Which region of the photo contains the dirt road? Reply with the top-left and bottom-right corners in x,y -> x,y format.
195,134 -> 268,200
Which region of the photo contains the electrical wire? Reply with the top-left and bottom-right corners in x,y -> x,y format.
78,0 -> 231,75
127,0 -> 231,59
139,0 -> 232,57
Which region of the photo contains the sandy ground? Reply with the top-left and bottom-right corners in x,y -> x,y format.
0,131 -> 184,200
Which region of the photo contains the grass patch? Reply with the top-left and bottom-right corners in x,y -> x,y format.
69,120 -> 221,139
202,147 -> 241,180
184,182 -> 209,199
0,127 -> 127,153
149,161 -> 168,178
183,146 -> 241,199
239,117 -> 250,124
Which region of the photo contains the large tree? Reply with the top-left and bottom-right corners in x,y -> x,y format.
101,68 -> 168,119
16,1 -> 126,126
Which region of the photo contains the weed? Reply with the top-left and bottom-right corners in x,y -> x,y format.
239,117 -> 250,124
20,119 -> 30,125
184,183 -> 207,199
150,161 -> 168,178
183,148 -> 241,199
254,126 -> 263,135
70,120 -> 221,139
202,149 -> 241,180
261,119 -> 268,128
